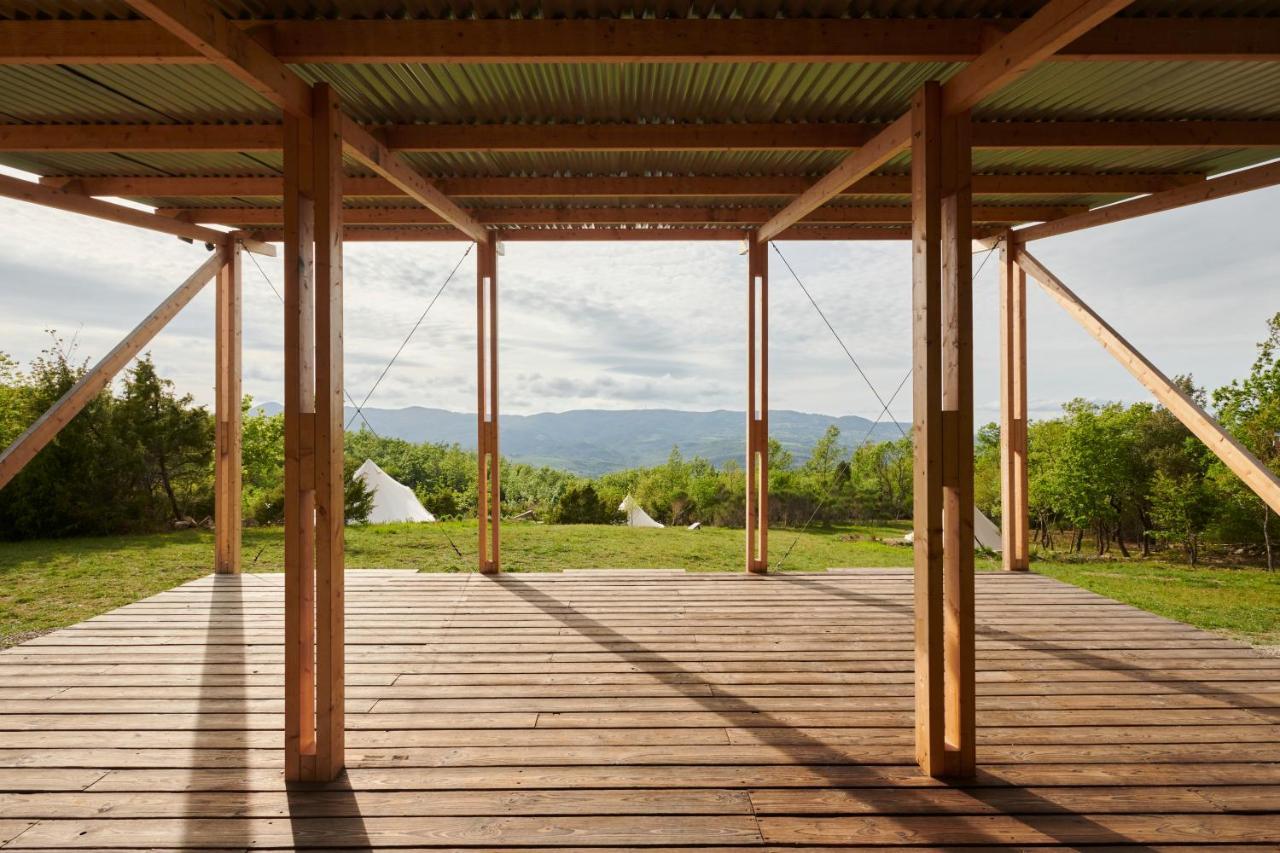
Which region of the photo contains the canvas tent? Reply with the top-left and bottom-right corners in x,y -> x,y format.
904,507 -> 1002,552
354,459 -> 436,524
619,494 -> 664,528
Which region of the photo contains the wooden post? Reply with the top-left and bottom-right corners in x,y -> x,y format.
311,82 -> 345,781
0,250 -> 224,491
1016,247 -> 1280,516
282,105 -> 317,783
911,81 -> 976,779
999,235 -> 1031,571
745,237 -> 769,573
476,235 -> 500,574
940,108 -> 976,778
911,82 -> 946,779
214,237 -> 243,574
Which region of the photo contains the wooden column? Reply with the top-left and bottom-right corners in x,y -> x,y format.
311,82 -> 345,781
283,103 -> 317,783
745,237 -> 769,574
911,80 -> 976,779
214,237 -> 243,574
940,107 -> 976,778
282,83 -> 346,783
476,235 -> 500,574
999,235 -> 1031,571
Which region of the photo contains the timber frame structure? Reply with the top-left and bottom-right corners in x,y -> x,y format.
1,0 -> 1279,791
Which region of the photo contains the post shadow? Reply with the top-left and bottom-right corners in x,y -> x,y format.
492,571 -> 1157,849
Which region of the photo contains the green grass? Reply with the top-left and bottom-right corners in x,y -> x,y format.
2,520 -> 1277,648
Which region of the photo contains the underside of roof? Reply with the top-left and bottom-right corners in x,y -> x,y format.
1,0 -> 1278,239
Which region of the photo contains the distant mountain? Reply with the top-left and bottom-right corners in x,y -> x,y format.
255,404 -> 907,476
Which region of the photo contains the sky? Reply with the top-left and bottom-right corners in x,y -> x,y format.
1,165 -> 1277,429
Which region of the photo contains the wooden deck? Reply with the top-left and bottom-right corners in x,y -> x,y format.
0,568 -> 1277,850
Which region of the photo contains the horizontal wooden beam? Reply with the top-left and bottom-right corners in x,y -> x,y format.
251,225 -> 911,242
164,203 -> 1084,227
1015,160 -> 1280,242
0,249 -> 225,491
1015,247 -> 1280,516
4,121 -> 1276,153
43,172 -> 1204,200
3,18 -> 1277,64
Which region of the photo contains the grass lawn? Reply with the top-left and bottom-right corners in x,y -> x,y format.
1,520 -> 1276,648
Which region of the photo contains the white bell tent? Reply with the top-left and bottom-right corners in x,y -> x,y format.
354,459 -> 436,524
618,494 -> 664,528
903,507 -> 1002,551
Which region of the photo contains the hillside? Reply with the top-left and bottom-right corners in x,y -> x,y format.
257,405 -> 906,476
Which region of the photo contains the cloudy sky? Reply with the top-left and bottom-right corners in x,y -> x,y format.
2,165 -> 1276,428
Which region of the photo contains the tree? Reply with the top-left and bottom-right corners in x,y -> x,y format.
1212,312 -> 1280,570
115,355 -> 214,523
553,481 -> 616,524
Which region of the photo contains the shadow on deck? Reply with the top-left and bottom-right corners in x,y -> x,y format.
0,568 -> 1277,849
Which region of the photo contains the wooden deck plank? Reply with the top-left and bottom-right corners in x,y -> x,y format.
0,569 -> 1276,850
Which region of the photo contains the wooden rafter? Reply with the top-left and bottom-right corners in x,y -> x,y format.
121,0 -> 482,242
1015,248 -> 1280,516
757,0 -> 1135,241
1014,160 -> 1280,243
161,204 -> 1086,227
0,173 -> 276,255
40,172 -> 1205,200
339,118 -> 487,243
2,18 -> 1277,64
4,121 -> 1277,153
0,250 -> 225,490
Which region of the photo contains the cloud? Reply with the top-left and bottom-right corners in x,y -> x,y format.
2,184 -> 1277,421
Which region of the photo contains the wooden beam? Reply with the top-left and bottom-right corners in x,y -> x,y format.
745,237 -> 768,575
4,18 -> 1278,64
250,225 -> 912,242
910,82 -> 947,781
311,82 -> 345,783
0,123 -> 282,151
758,0 -> 1134,242
47,172 -> 1205,200
476,237 -> 500,574
0,173 -> 228,247
213,236 -> 242,574
122,0 -> 478,241
122,0 -> 310,117
5,121 -> 1277,153
1015,247 -> 1280,516
998,234 -> 1031,572
940,0 -> 1134,116
1015,160 -> 1280,243
0,250 -> 224,491
282,107 -> 316,785
162,203 -> 1085,227
340,117 -> 487,243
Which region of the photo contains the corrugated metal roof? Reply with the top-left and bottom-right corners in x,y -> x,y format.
1,2 -> 1277,225
5,0 -> 1280,21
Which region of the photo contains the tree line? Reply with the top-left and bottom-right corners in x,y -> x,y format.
1,313 -> 1275,568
